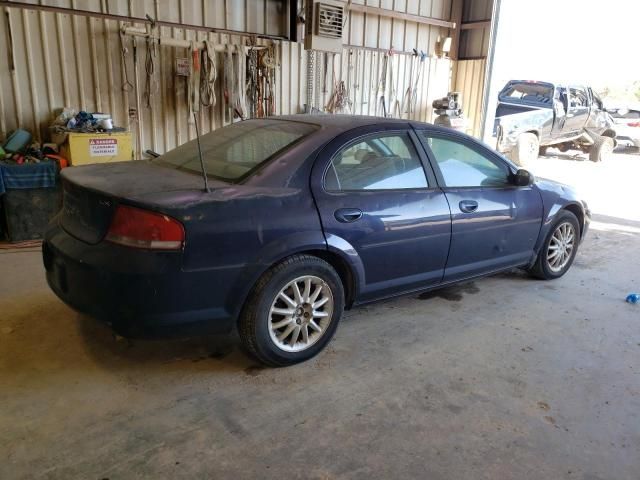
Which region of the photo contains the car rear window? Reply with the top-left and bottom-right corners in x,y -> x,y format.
155,119 -> 318,181
499,82 -> 554,105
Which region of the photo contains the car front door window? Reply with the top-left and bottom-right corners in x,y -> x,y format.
420,135 -> 510,188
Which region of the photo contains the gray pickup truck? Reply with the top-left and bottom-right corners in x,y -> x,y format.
494,80 -> 617,164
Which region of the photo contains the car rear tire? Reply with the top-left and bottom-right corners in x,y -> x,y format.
510,133 -> 539,166
589,136 -> 614,162
238,254 -> 345,367
528,210 -> 580,280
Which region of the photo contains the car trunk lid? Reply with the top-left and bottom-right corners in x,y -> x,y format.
59,161 -> 226,244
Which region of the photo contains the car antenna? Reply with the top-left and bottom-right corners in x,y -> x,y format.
192,111 -> 211,193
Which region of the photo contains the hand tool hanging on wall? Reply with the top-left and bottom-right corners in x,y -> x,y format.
400,49 -> 419,118
322,52 -> 329,107
188,40 -> 201,124
223,44 -> 245,121
388,50 -> 401,118
351,50 -> 360,113
256,50 -> 265,118
131,34 -> 143,159
376,51 -> 390,117
119,30 -> 134,92
143,35 -> 157,108
410,50 -> 427,114
345,49 -> 353,113
256,68 -> 264,117
5,10 -> 15,72
256,46 -> 276,117
326,53 -> 352,114
264,46 -> 277,116
235,45 -> 247,120
247,40 -> 258,119
223,45 -> 233,122
403,49 -> 427,117
200,40 -> 217,107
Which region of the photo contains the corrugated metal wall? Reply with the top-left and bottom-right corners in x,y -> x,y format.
12,0 -> 289,37
0,0 -> 455,156
336,0 -> 452,123
458,0 -> 492,59
451,0 -> 493,137
454,58 -> 485,137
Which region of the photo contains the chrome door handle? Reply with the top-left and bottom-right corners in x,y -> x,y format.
334,208 -> 363,223
459,200 -> 478,213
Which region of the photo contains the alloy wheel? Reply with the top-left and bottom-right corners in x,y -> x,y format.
268,275 -> 334,352
546,222 -> 575,273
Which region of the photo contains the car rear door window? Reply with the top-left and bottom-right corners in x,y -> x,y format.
419,134 -> 510,188
324,133 -> 428,191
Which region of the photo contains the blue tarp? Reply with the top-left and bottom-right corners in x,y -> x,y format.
0,161 -> 58,195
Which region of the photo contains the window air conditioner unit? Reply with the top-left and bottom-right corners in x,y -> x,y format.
304,0 -> 345,53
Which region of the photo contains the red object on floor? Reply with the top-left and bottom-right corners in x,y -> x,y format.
44,154 -> 68,169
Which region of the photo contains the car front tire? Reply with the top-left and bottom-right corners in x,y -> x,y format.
238,254 -> 345,367
528,210 -> 580,280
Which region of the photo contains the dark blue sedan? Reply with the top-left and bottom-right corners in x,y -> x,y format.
43,115 -> 590,366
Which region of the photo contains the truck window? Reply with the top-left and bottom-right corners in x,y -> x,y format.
499,82 -> 554,105
569,87 -> 589,108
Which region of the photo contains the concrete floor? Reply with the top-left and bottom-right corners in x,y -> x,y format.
1,151 -> 639,479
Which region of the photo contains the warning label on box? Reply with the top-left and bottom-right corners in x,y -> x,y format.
89,138 -> 118,157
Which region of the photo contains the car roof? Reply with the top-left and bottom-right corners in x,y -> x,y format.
275,114 -> 414,130
267,113 -> 492,146
273,113 -> 480,140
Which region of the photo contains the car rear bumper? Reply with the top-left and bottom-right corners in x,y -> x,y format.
43,219 -> 236,338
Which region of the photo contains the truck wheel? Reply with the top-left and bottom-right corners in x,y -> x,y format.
589,136 -> 614,162
510,133 -> 539,166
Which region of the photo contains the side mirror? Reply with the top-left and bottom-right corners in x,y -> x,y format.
513,168 -> 533,186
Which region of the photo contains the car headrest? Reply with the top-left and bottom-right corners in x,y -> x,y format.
354,148 -> 372,162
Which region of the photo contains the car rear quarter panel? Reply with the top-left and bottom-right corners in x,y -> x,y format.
136,129 -> 347,320
133,186 -> 325,319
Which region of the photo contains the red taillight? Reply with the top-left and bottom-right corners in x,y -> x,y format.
628,121 -> 640,127
106,205 -> 185,250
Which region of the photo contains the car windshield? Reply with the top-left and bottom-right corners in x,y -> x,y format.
155,119 -> 318,181
499,82 -> 554,105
